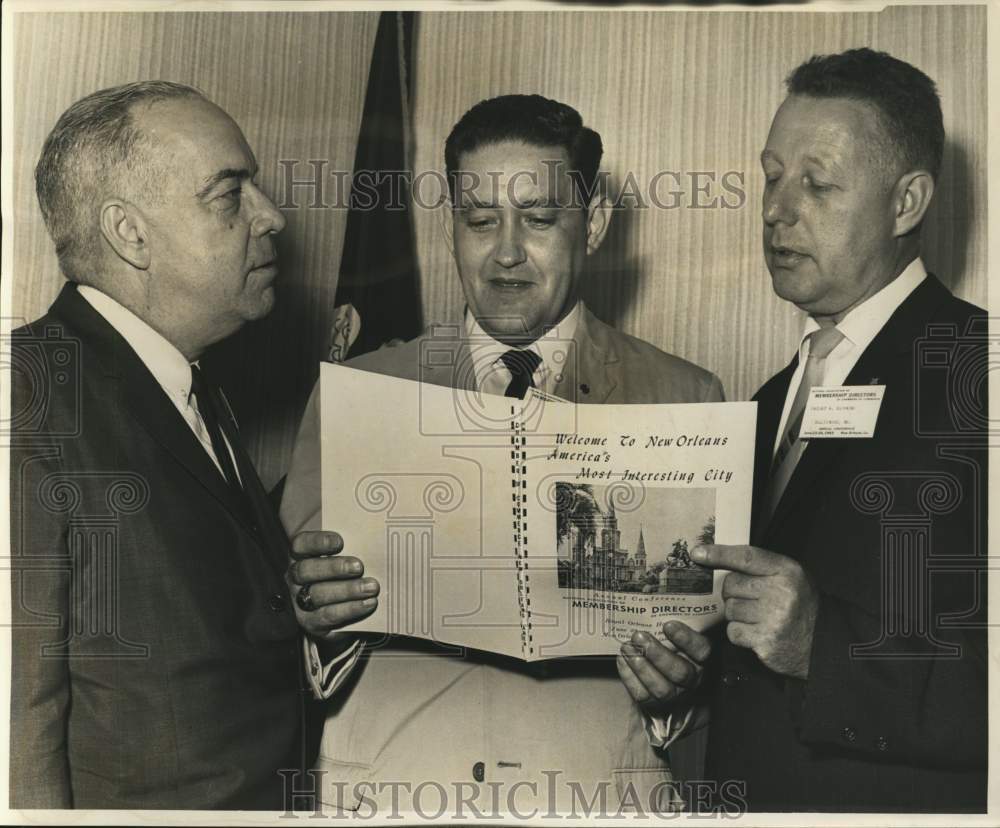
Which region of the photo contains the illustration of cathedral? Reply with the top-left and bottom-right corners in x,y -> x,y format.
562,503 -> 649,590
557,488 -> 713,594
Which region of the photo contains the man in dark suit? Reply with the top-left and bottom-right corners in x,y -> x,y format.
280,95 -> 722,814
9,82 -> 375,809
622,49 -> 987,812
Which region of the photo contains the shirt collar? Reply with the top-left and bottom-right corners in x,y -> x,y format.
78,284 -> 195,401
464,301 -> 582,389
798,257 -> 927,358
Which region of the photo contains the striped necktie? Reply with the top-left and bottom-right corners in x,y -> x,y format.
189,364 -> 243,492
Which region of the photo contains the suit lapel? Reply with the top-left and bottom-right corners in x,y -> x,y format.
554,305 -> 618,403
413,323 -> 477,392
453,338 -> 477,392
760,275 -> 953,538
749,362 -> 795,543
50,284 -> 262,534
213,387 -> 293,573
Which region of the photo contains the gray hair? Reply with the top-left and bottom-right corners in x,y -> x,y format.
35,80 -> 205,282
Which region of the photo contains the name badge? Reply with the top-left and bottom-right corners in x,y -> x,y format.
799,385 -> 886,438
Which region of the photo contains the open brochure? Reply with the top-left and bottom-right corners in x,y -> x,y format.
320,362 -> 756,660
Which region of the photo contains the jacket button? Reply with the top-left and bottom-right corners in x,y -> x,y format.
472,761 -> 485,782
842,726 -> 856,743
722,670 -> 742,686
876,735 -> 889,751
268,593 -> 287,612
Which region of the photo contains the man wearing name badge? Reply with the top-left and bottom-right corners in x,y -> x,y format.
280,94 -> 724,813
9,82 -> 371,809
618,49 -> 988,812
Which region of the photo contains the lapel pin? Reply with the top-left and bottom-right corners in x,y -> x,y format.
580,383 -> 590,395
869,377 -> 880,384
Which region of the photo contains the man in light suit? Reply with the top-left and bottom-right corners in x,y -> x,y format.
9,82 -> 373,809
629,49 -> 987,812
280,95 -> 723,815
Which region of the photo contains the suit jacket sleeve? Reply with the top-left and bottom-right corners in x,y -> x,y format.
281,378 -> 367,694
281,381 -> 323,536
703,374 -> 725,403
10,367 -> 73,807
790,578 -> 987,768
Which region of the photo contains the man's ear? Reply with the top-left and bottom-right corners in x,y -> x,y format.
892,170 -> 935,237
437,197 -> 456,257
585,193 -> 612,255
99,200 -> 150,270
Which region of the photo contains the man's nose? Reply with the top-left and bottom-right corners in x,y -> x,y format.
493,219 -> 527,269
249,185 -> 287,236
762,179 -> 798,227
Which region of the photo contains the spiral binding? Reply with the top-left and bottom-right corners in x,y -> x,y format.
511,405 -> 534,659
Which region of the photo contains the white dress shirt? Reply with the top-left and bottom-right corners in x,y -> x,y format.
465,301 -> 582,396
772,258 -> 927,458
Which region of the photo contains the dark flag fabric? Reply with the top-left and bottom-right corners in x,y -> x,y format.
330,11 -> 422,362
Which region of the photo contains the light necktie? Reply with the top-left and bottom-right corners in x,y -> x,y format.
761,325 -> 845,522
500,349 -> 542,398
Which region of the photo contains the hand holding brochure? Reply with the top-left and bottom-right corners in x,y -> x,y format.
320,362 -> 756,659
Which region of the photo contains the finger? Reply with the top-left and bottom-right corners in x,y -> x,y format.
288,555 -> 363,585
290,531 -> 345,559
663,621 -> 711,664
724,597 -> 759,624
315,596 -> 379,628
726,621 -> 755,650
631,632 -> 699,689
621,637 -> 689,700
721,572 -> 762,601
616,653 -> 651,705
298,577 -> 379,609
691,544 -> 784,576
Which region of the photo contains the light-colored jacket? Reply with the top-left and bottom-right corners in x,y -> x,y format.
281,305 -> 724,815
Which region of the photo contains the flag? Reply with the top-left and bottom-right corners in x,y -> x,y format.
331,11 -> 422,362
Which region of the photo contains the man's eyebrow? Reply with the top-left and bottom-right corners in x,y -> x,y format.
459,196 -> 562,209
760,150 -> 840,175
513,197 -> 560,209
802,154 -> 833,171
460,195 -> 500,209
196,168 -> 252,199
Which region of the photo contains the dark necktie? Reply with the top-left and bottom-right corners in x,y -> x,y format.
500,349 -> 542,398
189,364 -> 244,493
189,365 -> 290,559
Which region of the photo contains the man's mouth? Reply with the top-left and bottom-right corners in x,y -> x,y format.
769,244 -> 808,266
488,277 -> 535,289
